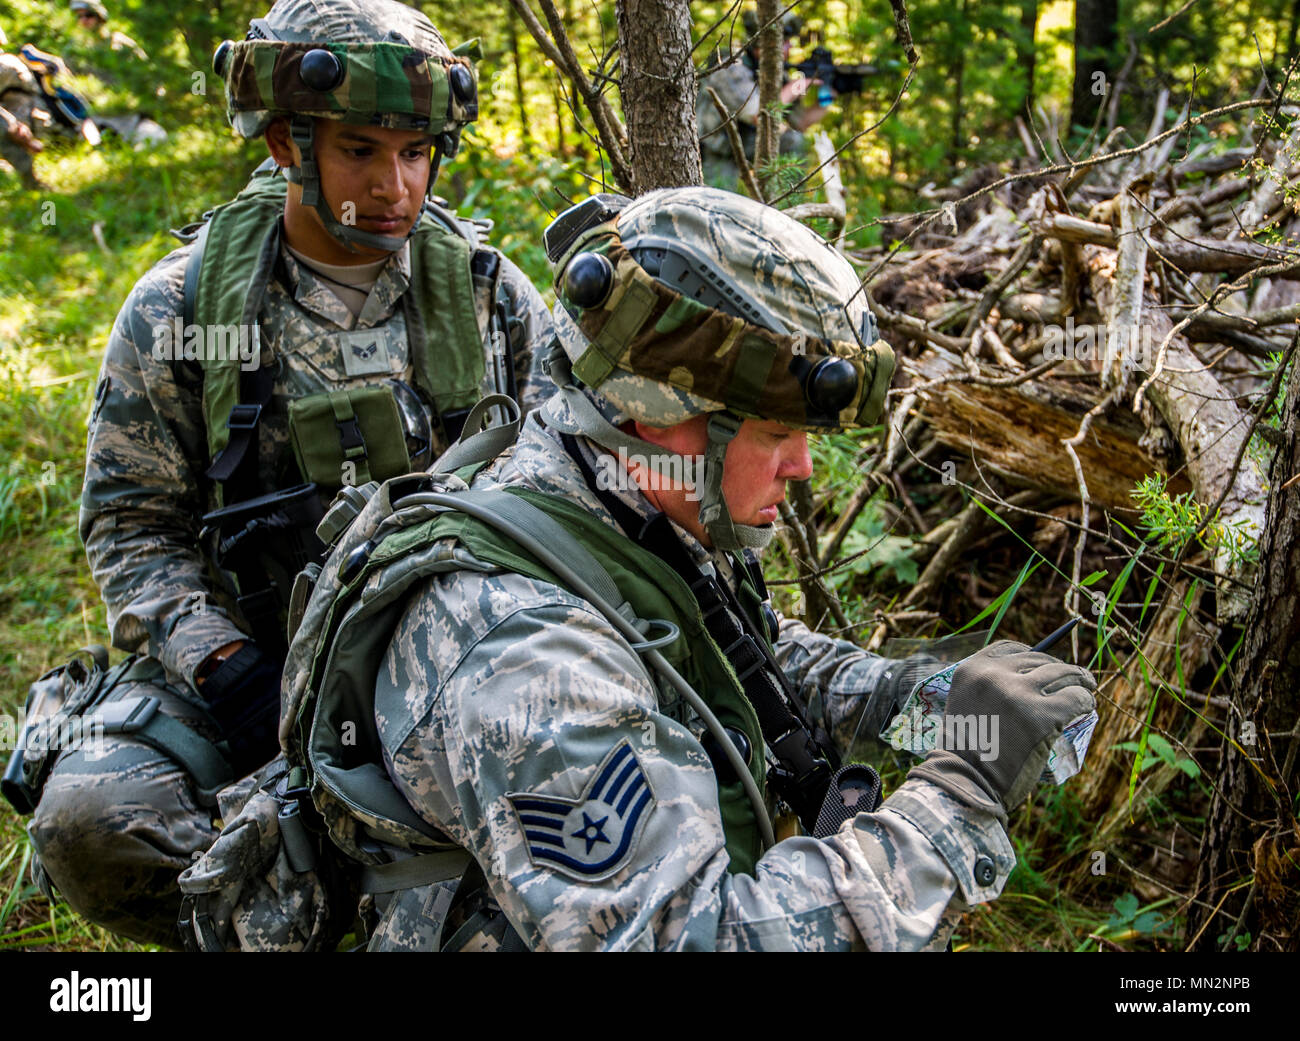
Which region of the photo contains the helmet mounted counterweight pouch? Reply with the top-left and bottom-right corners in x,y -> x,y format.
288,386 -> 412,492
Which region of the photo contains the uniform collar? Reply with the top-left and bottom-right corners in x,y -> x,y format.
276,239 -> 412,330
485,393 -> 730,579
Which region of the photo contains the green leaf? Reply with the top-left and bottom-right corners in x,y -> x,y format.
984,556 -> 1041,643
1145,733 -> 1176,766
1111,892 -> 1139,924
954,552 -> 1041,637
1097,546 -> 1142,660
1138,562 -> 1165,628
1080,570 -> 1108,587
1132,911 -> 1164,935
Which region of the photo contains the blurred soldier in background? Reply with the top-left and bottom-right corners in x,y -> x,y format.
696,10 -> 831,190
67,1 -> 166,148
0,49 -> 46,187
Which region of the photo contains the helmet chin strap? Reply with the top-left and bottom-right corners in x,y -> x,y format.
284,116 -> 430,254
545,349 -> 775,552
696,413 -> 775,552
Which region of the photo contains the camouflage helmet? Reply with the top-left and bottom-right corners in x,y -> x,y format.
213,0 -> 478,252
544,187 -> 894,550
70,1 -> 109,21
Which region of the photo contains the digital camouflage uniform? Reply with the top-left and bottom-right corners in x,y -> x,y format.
696,58 -> 806,190
26,0 -> 555,949
357,187 -> 1023,951
367,394 -> 1016,951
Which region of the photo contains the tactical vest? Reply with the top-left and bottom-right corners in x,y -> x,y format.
176,166 -> 521,651
283,473 -> 769,881
180,163 -> 507,473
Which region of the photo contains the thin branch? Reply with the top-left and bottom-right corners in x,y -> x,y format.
706,85 -> 765,201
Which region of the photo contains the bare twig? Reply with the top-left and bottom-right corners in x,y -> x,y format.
706,86 -> 765,201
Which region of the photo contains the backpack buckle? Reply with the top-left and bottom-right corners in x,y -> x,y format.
226,403 -> 262,432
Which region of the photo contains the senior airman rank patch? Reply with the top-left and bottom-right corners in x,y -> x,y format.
507,740 -> 656,882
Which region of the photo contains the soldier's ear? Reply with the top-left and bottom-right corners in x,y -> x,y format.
264,117 -> 295,167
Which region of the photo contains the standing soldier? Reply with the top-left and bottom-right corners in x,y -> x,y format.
697,10 -> 831,190
19,0 -> 553,948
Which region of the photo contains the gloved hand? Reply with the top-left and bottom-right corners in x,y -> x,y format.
199,643 -> 284,779
907,641 -> 1096,816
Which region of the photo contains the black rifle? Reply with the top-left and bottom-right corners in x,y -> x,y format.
201,483 -> 327,655
785,46 -> 897,105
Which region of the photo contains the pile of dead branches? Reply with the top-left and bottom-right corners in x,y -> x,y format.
791,99 -> 1300,842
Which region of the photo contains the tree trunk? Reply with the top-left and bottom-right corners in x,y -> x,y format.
1187,363 -> 1300,952
1071,0 -> 1119,131
754,0 -> 784,198
950,0 -> 969,160
616,0 -> 701,193
508,8 -> 532,153
1019,0 -> 1038,114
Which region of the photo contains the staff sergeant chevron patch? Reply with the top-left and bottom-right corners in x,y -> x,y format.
507,740 -> 656,882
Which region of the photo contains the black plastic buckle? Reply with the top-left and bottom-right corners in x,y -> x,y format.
688,574 -> 730,622
335,415 -> 365,453
770,728 -> 824,780
91,695 -> 161,735
226,403 -> 262,432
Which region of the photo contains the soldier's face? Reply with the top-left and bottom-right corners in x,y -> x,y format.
270,117 -> 435,264
629,415 -> 813,546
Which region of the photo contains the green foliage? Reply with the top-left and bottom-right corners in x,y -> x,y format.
0,0 -> 1290,955
1105,892 -> 1171,937
1115,733 -> 1201,779
1131,474 -> 1259,569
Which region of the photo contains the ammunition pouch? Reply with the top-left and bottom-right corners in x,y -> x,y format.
288,386 -> 412,492
177,757 -> 356,952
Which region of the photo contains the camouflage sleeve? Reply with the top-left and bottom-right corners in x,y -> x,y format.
495,253 -> 555,416
379,570 -> 1014,952
79,249 -> 247,685
773,615 -> 900,754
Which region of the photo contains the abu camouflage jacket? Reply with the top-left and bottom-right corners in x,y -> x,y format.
80,190 -> 553,689
358,391 -> 1015,951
